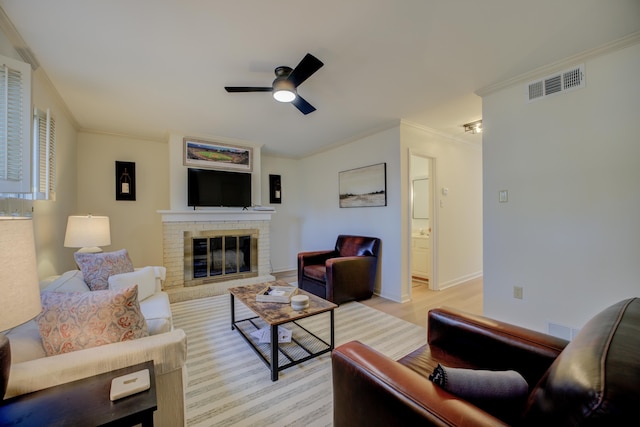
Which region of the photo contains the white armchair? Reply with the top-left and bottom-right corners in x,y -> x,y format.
4,267 -> 188,427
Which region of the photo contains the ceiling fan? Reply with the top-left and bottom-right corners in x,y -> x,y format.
225,53 -> 324,115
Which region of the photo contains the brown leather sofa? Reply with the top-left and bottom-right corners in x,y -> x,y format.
297,235 -> 380,304
332,297 -> 640,426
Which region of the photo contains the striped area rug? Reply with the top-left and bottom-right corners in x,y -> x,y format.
171,294 -> 427,427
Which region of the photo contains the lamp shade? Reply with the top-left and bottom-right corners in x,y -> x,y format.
0,218 -> 42,331
63,215 -> 111,250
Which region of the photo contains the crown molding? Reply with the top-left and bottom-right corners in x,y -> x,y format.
0,6 -> 80,130
476,31 -> 640,97
78,127 -> 167,143
401,120 -> 480,147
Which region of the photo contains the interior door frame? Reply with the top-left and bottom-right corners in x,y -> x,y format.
409,151 -> 438,294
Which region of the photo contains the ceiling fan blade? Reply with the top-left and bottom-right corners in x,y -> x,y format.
225,86 -> 272,93
287,53 -> 324,87
291,95 -> 316,115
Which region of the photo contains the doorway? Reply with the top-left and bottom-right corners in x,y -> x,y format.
409,153 -> 436,292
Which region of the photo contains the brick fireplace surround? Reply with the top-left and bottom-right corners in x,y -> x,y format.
158,210 -> 275,302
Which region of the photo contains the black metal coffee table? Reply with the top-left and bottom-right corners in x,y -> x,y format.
229,281 -> 337,381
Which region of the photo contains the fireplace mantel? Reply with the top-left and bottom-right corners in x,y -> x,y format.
158,209 -> 274,222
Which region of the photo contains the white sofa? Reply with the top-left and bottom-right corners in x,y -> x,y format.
4,267 -> 188,427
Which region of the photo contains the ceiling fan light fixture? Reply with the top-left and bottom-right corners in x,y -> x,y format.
272,79 -> 296,103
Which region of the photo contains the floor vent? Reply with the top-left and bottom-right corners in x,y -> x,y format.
527,64 -> 585,102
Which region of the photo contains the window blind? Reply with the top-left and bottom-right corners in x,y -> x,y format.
33,108 -> 56,200
0,55 -> 31,194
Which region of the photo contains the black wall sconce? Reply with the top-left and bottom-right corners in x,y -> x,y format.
269,174 -> 282,204
115,161 -> 136,201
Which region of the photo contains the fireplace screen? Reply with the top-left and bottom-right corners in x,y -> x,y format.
184,229 -> 258,286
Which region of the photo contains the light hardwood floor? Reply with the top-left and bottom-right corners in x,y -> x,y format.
273,271 -> 483,327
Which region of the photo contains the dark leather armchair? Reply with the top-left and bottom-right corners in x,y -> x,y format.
297,235 -> 380,304
332,298 -> 640,426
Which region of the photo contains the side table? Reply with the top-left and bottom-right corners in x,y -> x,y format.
0,360 -> 157,427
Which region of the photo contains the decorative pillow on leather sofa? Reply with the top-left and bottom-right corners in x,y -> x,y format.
36,285 -> 148,356
74,249 -> 134,291
429,363 -> 529,423
108,266 -> 157,301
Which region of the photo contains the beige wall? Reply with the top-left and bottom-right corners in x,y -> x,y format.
31,68 -> 80,277
0,31 -> 79,279
76,132 -> 169,267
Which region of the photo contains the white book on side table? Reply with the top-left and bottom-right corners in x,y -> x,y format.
110,369 -> 151,401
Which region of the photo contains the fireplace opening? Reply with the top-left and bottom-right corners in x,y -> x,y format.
184,229 -> 258,286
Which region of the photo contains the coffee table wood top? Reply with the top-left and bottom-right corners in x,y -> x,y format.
229,281 -> 337,325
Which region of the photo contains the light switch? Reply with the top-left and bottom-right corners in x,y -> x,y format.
499,190 -> 508,203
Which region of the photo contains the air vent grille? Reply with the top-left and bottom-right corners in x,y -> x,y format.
529,81 -> 543,100
527,64 -> 584,102
544,75 -> 562,95
563,67 -> 582,89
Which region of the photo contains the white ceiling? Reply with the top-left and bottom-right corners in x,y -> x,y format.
1,1 -> 639,158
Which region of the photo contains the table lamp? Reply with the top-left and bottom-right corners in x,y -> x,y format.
63,215 -> 111,253
0,217 -> 43,399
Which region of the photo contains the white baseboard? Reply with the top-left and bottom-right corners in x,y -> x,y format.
438,271 -> 483,290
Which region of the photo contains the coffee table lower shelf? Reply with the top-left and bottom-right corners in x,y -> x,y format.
231,312 -> 334,381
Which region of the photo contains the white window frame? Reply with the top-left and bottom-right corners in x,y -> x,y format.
0,54 -> 32,194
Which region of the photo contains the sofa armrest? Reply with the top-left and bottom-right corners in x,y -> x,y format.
332,341 -> 507,427
6,328 -> 187,398
134,265 -> 166,292
427,308 -> 568,388
326,256 -> 377,301
298,250 -> 336,266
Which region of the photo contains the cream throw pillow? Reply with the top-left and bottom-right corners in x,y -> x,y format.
109,266 -> 157,301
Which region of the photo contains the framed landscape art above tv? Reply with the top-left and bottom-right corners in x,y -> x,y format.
183,138 -> 253,172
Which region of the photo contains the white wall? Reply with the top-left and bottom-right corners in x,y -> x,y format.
297,126 -> 404,300
167,133 -> 262,210
77,132 -> 168,267
261,155 -> 303,273
482,42 -> 640,333
268,123 -> 483,302
402,123 -> 483,294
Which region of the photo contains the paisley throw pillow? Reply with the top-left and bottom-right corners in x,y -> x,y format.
37,285 -> 148,356
74,249 -> 134,291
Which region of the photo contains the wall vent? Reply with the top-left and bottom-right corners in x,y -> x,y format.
547,321 -> 581,341
527,64 -> 584,102
548,322 -> 572,340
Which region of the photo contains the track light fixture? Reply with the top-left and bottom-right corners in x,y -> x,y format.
463,120 -> 483,134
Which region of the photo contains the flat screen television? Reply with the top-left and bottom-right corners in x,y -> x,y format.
187,168 -> 252,208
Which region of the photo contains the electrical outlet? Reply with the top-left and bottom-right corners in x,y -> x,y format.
513,286 -> 523,299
